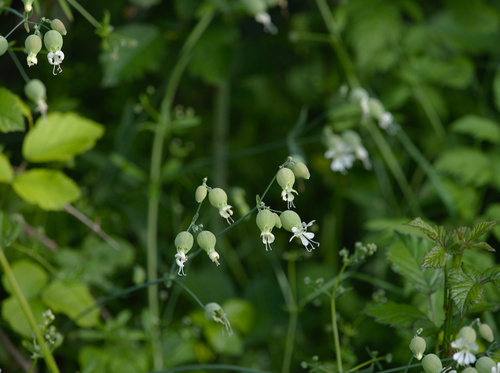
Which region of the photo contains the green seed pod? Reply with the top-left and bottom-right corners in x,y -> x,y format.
479,323 -> 494,343
0,36 -> 9,56
280,210 -> 301,232
195,185 -> 207,203
462,368 -> 478,373
50,19 -> 67,36
273,212 -> 282,229
256,209 -> 275,231
409,336 -> 426,361
459,326 -> 477,343
174,231 -> 193,254
292,162 -> 310,180
209,188 -> 228,209
24,79 -> 46,102
44,30 -> 63,52
197,230 -> 216,251
25,34 -> 42,54
421,354 -> 442,373
276,167 -> 295,190
475,357 -> 495,373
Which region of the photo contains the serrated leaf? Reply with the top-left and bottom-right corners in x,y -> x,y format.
405,217 -> 440,242
41,280 -> 99,327
0,87 -> 24,133
387,235 -> 442,293
100,24 -> 163,87
0,153 -> 14,183
451,115 -> 500,143
469,221 -> 496,241
470,242 -> 495,252
363,302 -> 432,329
434,148 -> 492,187
448,271 -> 483,315
12,169 -> 81,211
23,112 -> 104,162
422,245 -> 447,268
478,266 -> 500,284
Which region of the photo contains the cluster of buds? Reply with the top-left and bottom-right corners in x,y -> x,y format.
23,19 -> 67,74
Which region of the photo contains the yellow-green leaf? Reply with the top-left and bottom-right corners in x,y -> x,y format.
0,153 -> 14,183
23,112 -> 104,162
12,169 -> 81,210
0,87 -> 24,133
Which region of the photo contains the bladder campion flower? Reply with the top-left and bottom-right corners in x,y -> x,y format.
204,302 -> 232,335
174,231 -> 194,276
197,230 -> 220,265
256,209 -> 276,251
208,188 -> 234,224
475,357 -> 495,373
280,210 -> 319,252
422,354 -> 442,373
25,34 -> 42,67
478,322 -> 494,343
24,79 -> 48,118
451,327 -> 479,366
409,336 -> 426,360
0,36 -> 7,56
277,167 -> 298,208
44,30 -> 65,75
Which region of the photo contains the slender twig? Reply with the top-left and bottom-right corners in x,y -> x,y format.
22,223 -> 58,251
63,204 -> 121,251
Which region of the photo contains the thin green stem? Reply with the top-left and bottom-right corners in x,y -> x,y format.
146,8 -> 216,370
331,263 -> 348,373
65,0 -> 100,28
345,354 -> 391,373
8,50 -> 30,84
170,277 -> 205,309
0,246 -> 60,373
282,257 -> 298,373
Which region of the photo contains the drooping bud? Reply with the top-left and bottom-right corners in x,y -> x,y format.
292,162 -> 310,179
280,210 -> 302,232
0,36 -> 8,56
24,79 -> 46,102
478,323 -> 494,342
25,34 -> 42,66
195,185 -> 207,203
475,357 -> 495,373
277,168 -> 298,208
197,230 -> 219,265
458,326 -> 477,343
50,19 -> 67,36
256,209 -> 276,251
204,302 -> 232,335
421,354 -> 442,373
209,188 -> 234,224
409,336 -> 426,360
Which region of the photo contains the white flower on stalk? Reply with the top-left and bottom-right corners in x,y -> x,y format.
256,209 -> 276,251
324,142 -> 355,174
323,128 -> 371,174
280,210 -> 319,252
276,168 -> 298,208
451,337 -> 478,366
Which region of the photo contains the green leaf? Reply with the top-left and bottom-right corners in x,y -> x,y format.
1,260 -> 48,298
451,115 -> 500,143
404,217 -> 440,242
100,24 -> 163,87
448,271 -> 483,315
23,112 -> 104,162
478,266 -> 500,286
41,280 -> 99,327
363,302 -> 432,329
387,234 -> 443,293
0,153 -> 14,183
469,242 -> 495,252
12,169 -> 81,210
469,221 -> 496,241
434,147 -> 492,187
422,245 -> 447,269
0,87 -> 24,133
1,296 -> 47,337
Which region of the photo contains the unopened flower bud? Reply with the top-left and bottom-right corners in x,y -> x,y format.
195,185 -> 207,203
280,210 -> 302,232
458,326 -> 476,343
409,336 -> 426,360
421,354 -> 442,373
50,19 -> 67,36
0,36 -> 8,56
292,162 -> 310,179
209,188 -> 234,224
478,323 -> 494,342
277,168 -> 298,208
25,34 -> 42,66
24,79 -> 46,102
475,357 -> 495,373
23,0 -> 33,12
197,230 -> 219,265
256,209 -> 275,231
273,212 -> 282,228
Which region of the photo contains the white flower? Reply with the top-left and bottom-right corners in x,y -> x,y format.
47,50 -> 64,75
451,337 -> 478,366
261,230 -> 275,251
255,12 -> 277,34
492,362 -> 500,373
290,220 -> 319,252
354,145 -> 371,170
360,95 -> 370,122
325,143 -> 355,174
207,249 -> 220,265
175,251 -> 188,276
27,52 -> 38,67
379,111 -> 393,130
219,204 -> 234,224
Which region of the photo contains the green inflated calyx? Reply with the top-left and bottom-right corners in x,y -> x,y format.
280,210 -> 301,232
0,36 -> 8,56
409,336 -> 426,360
208,188 -> 228,208
24,80 -> 46,103
174,231 -> 193,254
44,30 -> 63,52
421,354 -> 442,373
256,209 -> 275,231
